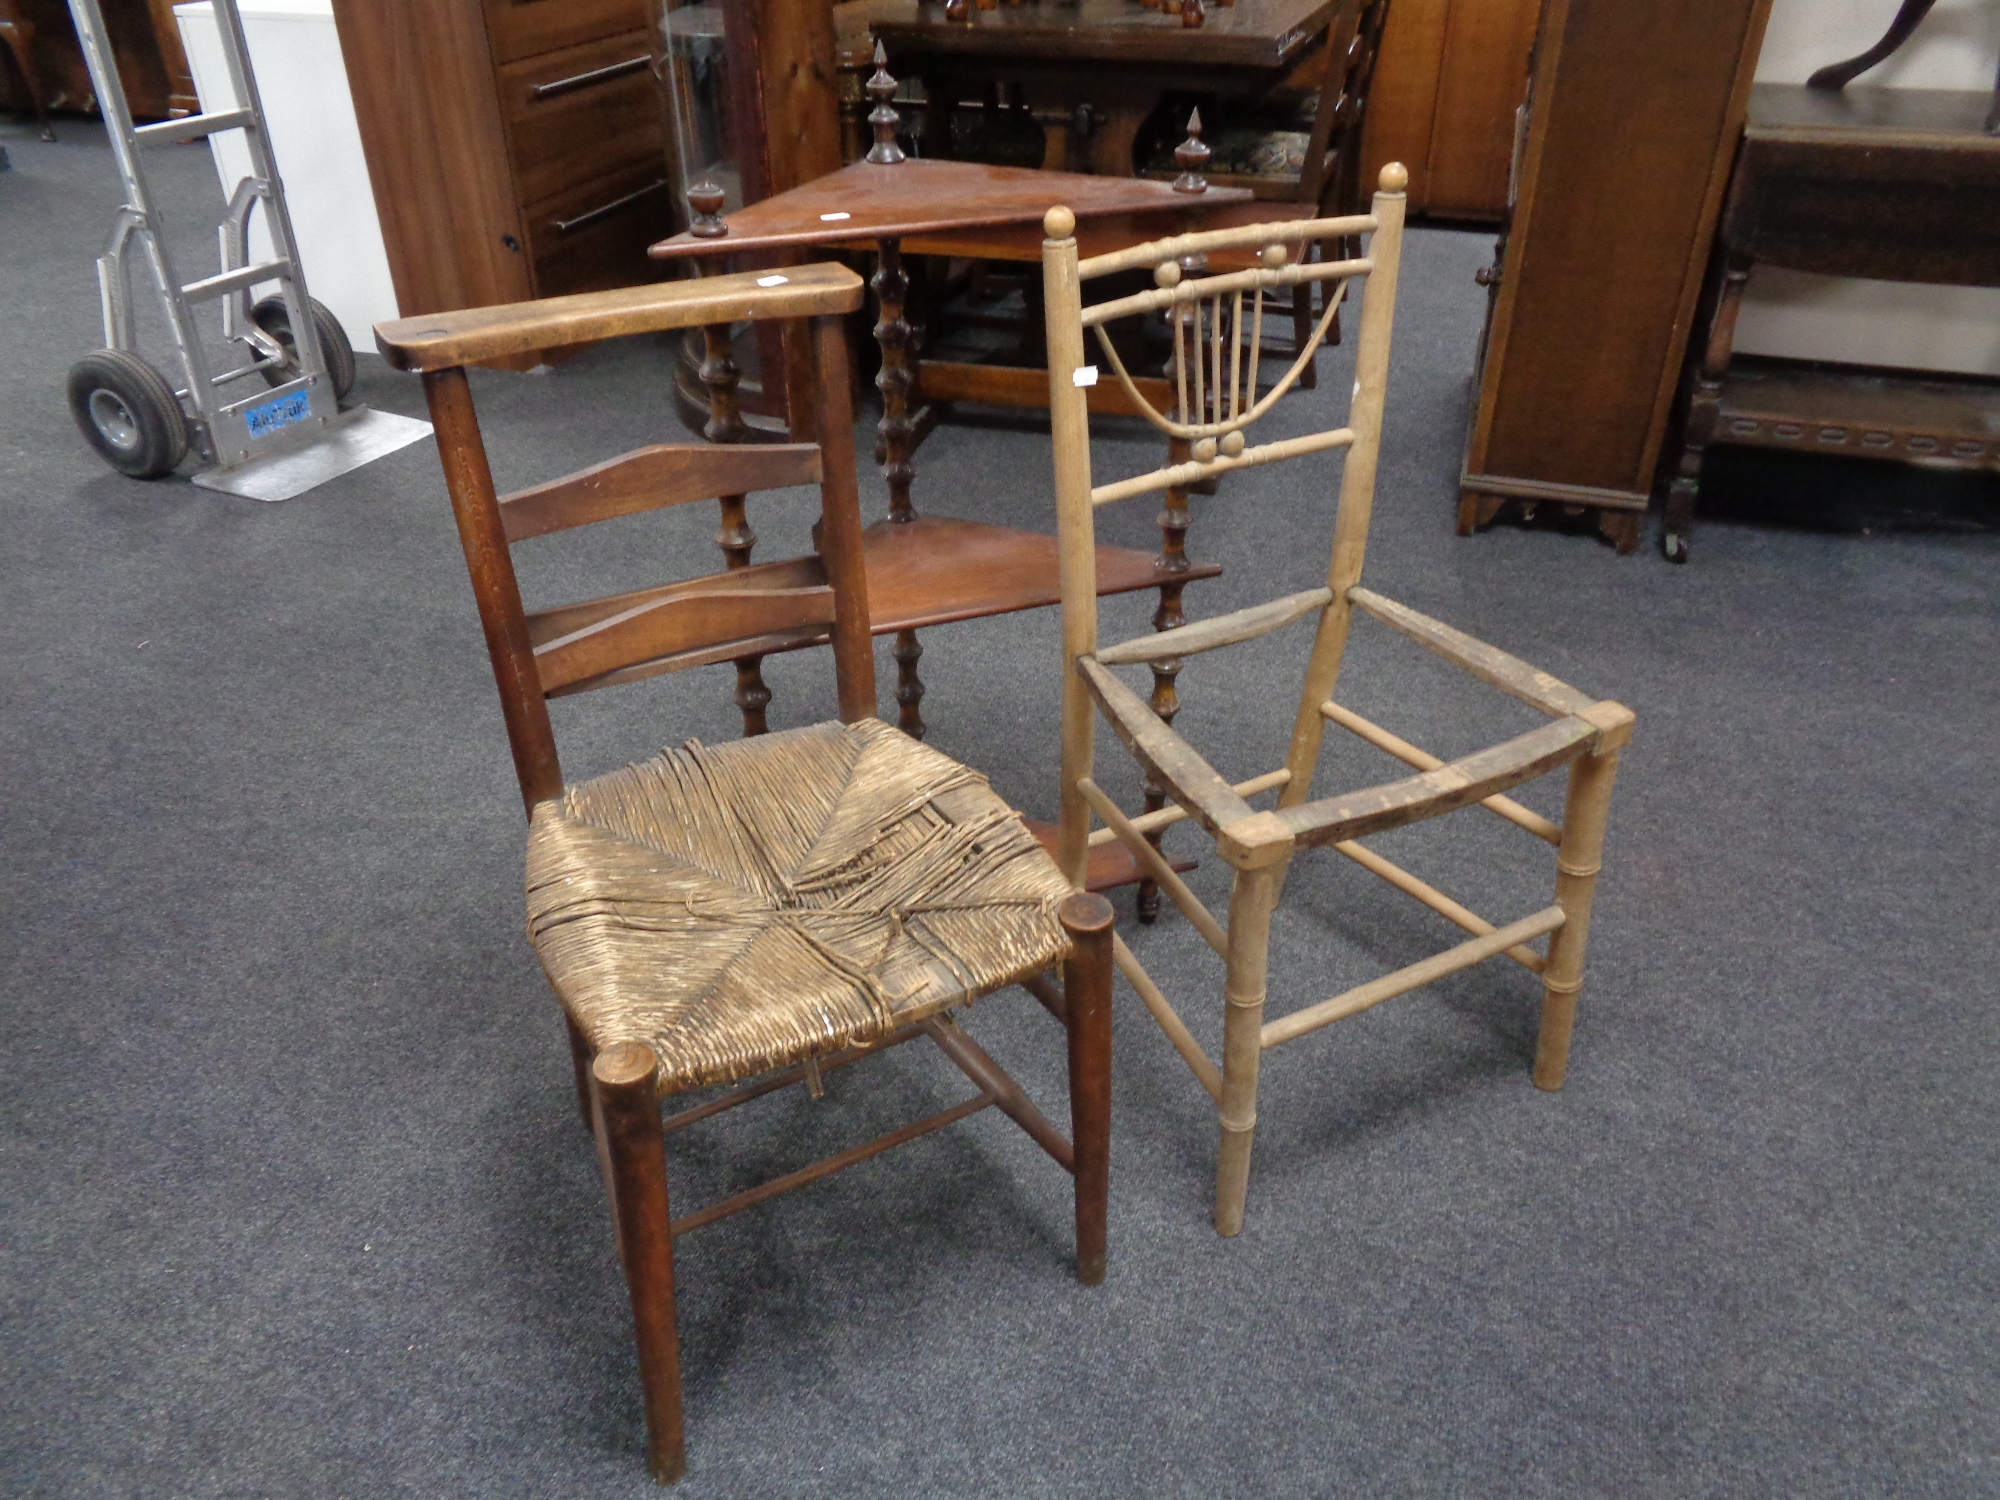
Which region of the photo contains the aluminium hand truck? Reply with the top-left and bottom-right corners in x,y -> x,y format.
62,0 -> 423,498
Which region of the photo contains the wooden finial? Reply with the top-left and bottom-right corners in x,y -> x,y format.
945,0 -> 969,17
687,179 -> 728,238
1378,160 -> 1410,193
1043,204 -> 1076,240
866,42 -> 906,164
1181,0 -> 1206,26
1172,108 -> 1210,192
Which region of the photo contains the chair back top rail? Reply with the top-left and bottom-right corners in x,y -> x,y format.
1077,213 -> 1377,280
501,442 -> 823,543
1080,256 -> 1371,329
375,263 -> 865,372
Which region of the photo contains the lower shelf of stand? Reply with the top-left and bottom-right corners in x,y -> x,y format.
1713,356 -> 2000,469
861,514 -> 1221,632
1020,816 -> 1197,893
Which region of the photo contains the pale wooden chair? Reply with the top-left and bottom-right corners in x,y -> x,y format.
1041,166 -> 1635,1236
376,264 -> 1115,1485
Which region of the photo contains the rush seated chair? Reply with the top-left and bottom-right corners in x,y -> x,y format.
1040,167 -> 1635,1237
375,264 -> 1115,1485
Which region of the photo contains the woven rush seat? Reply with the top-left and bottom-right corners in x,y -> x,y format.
527,716 -> 1073,1095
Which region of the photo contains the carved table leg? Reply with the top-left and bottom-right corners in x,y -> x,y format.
701,321 -> 772,733
892,629 -> 925,739
874,236 -> 931,740
874,239 -> 916,526
1664,256 -> 1748,565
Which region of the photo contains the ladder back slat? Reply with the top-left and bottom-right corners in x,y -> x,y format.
534,584 -> 839,694
501,443 -> 823,542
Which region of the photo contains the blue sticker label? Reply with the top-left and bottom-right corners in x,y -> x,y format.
245,389 -> 311,439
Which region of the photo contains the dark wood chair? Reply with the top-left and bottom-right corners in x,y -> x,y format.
375,263 -> 1115,1486
1043,169 -> 1634,1235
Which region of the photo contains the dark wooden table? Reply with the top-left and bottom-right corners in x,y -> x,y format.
1664,83 -> 2000,560
868,0 -> 1335,175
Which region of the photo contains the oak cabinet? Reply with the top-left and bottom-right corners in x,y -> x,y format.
329,0 -> 674,330
1360,0 -> 1540,221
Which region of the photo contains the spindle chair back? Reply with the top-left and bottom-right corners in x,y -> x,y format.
377,264 -> 1115,1484
1041,166 -> 1635,1236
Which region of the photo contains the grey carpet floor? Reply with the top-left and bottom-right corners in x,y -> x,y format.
4,122 -> 1998,1499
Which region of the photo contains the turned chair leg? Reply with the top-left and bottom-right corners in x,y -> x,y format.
1534,744 -> 1624,1091
1215,864 -> 1281,1236
591,1043 -> 686,1485
1059,892 -> 1115,1284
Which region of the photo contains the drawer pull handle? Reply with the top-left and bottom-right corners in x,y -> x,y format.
532,54 -> 650,100
555,179 -> 669,235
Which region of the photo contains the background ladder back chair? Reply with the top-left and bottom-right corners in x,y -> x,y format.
1041,166 -> 1635,1236
375,265 -> 1116,1485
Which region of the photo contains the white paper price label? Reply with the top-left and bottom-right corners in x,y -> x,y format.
756,275 -> 789,287
818,211 -> 852,222
1073,365 -> 1100,388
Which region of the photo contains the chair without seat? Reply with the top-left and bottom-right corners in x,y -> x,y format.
376,264 -> 1115,1485
1041,166 -> 1634,1236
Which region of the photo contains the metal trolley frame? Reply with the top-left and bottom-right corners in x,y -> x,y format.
63,0 -> 430,496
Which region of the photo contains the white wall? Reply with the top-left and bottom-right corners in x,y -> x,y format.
176,0 -> 400,343
1741,0 -> 2000,375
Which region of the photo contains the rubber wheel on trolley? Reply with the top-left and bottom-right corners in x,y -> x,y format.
250,294 -> 356,401
66,349 -> 190,479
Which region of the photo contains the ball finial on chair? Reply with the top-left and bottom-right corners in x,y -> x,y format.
1154,259 -> 1182,289
1378,161 -> 1409,193
1044,205 -> 1076,240
1260,242 -> 1288,270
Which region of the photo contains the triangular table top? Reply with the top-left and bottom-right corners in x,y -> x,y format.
649,158 -> 1252,261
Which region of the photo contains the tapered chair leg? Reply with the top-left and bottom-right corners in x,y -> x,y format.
591,1043 -> 686,1485
564,1011 -> 595,1132
1059,891 -> 1115,1284
1534,742 -> 1626,1091
1215,864 -> 1281,1236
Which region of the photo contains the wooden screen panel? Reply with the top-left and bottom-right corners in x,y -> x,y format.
1470,0 -> 1773,498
